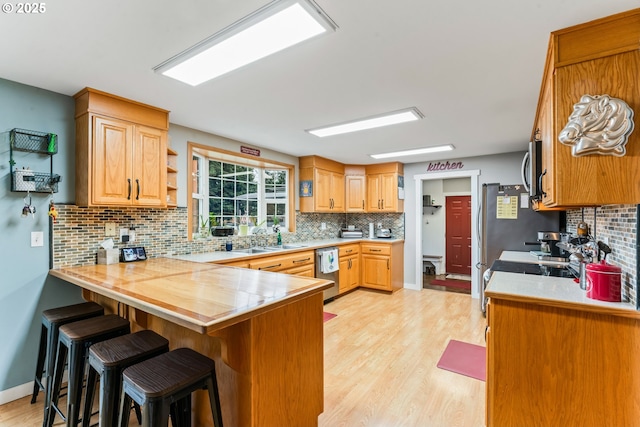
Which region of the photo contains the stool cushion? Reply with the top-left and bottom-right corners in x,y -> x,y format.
89,330 -> 169,368
123,348 -> 215,399
59,314 -> 130,341
42,301 -> 104,325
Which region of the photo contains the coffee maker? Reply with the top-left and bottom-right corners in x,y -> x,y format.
538,231 -> 569,260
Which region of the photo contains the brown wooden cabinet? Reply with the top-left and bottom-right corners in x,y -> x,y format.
345,165 -> 366,213
74,88 -> 169,208
365,163 -> 404,212
249,250 -> 314,276
338,244 -> 360,293
534,9 -> 640,207
360,241 -> 403,292
486,296 -> 640,427
299,156 -> 345,212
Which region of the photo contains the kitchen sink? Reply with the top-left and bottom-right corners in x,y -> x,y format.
232,247 -> 278,254
266,244 -> 308,250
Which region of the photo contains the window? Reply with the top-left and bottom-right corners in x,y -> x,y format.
188,143 -> 294,238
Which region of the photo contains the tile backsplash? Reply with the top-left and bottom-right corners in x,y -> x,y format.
52,204 -> 404,268
566,205 -> 637,306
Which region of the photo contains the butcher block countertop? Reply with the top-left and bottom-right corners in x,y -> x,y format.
49,257 -> 333,334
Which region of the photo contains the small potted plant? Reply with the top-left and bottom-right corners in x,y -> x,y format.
199,215 -> 210,239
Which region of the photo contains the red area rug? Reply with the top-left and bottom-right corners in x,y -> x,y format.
323,312 -> 337,322
437,339 -> 486,381
429,278 -> 471,291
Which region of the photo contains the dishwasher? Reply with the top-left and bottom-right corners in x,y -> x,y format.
315,247 -> 339,302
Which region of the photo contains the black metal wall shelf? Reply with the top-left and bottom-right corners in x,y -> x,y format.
9,128 -> 61,193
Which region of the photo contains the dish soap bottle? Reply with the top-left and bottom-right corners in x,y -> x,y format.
277,231 -> 282,246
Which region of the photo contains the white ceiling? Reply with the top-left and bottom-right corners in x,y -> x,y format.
2,0 -> 638,165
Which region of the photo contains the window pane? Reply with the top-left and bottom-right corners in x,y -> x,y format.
192,198 -> 201,234
209,161 -> 222,177
223,181 -> 234,198
236,182 -> 247,197
236,165 -> 248,182
248,200 -> 258,217
222,163 -> 235,177
223,199 -> 235,216
209,198 -> 221,216
209,178 -> 221,197
276,204 -> 285,215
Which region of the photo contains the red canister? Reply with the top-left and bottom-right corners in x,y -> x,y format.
585,261 -> 622,302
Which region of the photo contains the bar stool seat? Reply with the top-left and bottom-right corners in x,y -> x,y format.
82,330 -> 169,427
119,348 -> 223,427
47,314 -> 131,427
31,302 -> 104,405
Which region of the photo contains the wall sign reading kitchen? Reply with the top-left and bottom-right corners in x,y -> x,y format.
426,161 -> 464,172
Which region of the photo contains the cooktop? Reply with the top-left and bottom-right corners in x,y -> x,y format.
490,259 -> 575,278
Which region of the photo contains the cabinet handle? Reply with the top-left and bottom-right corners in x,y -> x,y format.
370,249 -> 382,252
348,259 -> 352,269
378,199 -> 381,209
293,257 -> 311,264
259,263 -> 281,270
345,249 -> 352,253
387,259 -> 390,269
381,199 -> 384,208
538,169 -> 547,198
485,325 -> 489,342
362,200 -> 364,210
135,179 -> 140,200
127,179 -> 132,200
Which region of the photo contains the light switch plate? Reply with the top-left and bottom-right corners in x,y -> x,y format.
31,231 -> 44,247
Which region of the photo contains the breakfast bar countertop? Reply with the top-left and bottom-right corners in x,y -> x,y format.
49,257 -> 333,334
485,270 -> 640,319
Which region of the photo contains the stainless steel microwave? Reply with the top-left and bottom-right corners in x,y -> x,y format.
521,139 -> 543,200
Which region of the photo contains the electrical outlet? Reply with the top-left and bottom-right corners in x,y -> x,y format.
31,231 -> 44,247
321,222 -> 326,230
602,237 -> 609,245
105,222 -> 117,236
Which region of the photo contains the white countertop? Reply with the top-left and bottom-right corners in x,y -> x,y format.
485,270 -> 638,318
171,237 -> 404,263
499,250 -> 569,266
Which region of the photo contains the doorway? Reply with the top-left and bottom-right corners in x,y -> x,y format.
414,170 -> 480,298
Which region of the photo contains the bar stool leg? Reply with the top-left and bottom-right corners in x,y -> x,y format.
206,376 -> 224,427
82,365 -> 98,427
66,341 -> 87,427
31,324 -> 48,403
46,341 -> 68,427
146,399 -> 171,427
118,390 -> 133,427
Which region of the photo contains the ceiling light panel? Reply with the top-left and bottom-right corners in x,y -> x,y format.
155,0 -> 337,86
306,107 -> 424,137
370,145 -> 454,159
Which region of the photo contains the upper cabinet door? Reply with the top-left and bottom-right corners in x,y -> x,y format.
132,125 -> 167,207
92,116 -> 134,205
345,175 -> 366,212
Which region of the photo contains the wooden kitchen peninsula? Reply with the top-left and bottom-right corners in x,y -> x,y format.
49,258 -> 333,427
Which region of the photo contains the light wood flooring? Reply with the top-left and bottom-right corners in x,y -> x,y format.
0,288 -> 485,427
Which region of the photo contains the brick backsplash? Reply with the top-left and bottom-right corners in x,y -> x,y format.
52,205 -> 404,268
566,205 -> 637,306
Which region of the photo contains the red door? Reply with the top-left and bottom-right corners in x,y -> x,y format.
445,195 -> 471,275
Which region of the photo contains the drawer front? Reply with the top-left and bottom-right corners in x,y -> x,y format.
339,244 -> 360,257
250,250 -> 314,271
360,244 -> 391,256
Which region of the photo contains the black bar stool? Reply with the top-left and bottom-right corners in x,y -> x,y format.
46,314 -> 131,427
119,348 -> 223,427
31,302 -> 104,405
82,330 -> 169,427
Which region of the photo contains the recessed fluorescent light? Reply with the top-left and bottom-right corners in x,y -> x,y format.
154,0 -> 336,86
306,107 -> 423,137
370,144 -> 455,159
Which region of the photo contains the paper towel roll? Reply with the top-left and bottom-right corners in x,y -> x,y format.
369,223 -> 374,238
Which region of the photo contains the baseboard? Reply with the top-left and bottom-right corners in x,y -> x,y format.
0,371 -> 68,405
0,381 -> 33,405
404,281 -> 421,291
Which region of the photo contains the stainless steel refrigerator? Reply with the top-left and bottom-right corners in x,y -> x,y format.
478,183 -> 560,313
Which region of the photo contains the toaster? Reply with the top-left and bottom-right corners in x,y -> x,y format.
376,228 -> 392,238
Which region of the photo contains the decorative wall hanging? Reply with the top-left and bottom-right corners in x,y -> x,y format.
558,94 -> 634,157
